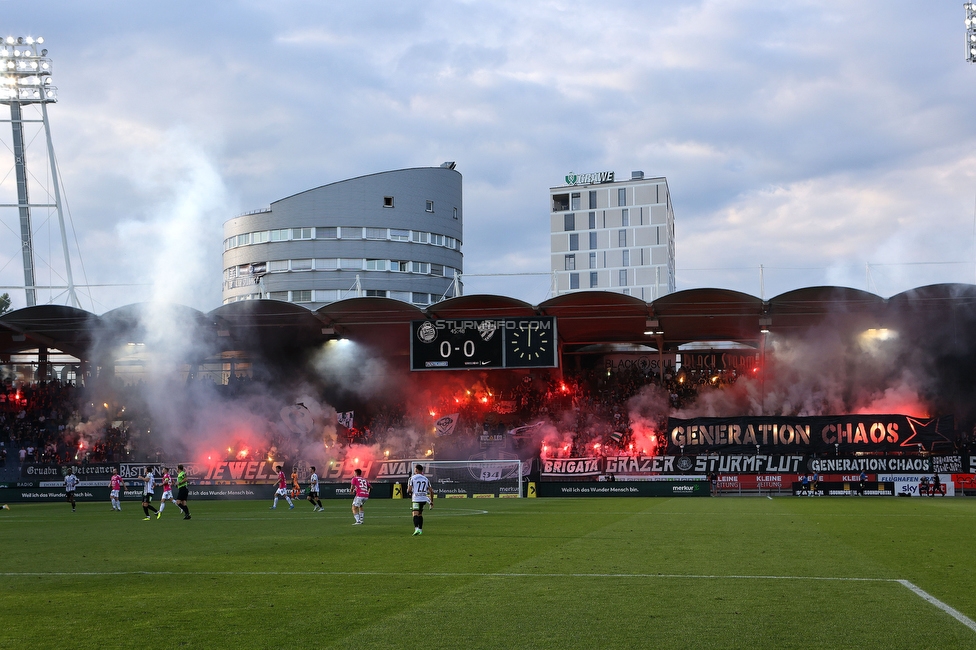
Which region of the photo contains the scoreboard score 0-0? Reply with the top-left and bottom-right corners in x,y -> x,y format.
410,317 -> 557,370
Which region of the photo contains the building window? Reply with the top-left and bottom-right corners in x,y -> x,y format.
391,261 -> 409,272
569,233 -> 579,251
564,254 -> 576,271
564,213 -> 575,232
590,271 -> 598,288
589,191 -> 597,209
571,193 -> 581,210
383,196 -> 395,208
426,200 -> 434,212
431,263 -> 444,276
252,231 -> 268,244
269,291 -> 288,301
589,252 -> 596,269
453,207 -> 458,220
390,229 -> 409,242
365,289 -> 387,298
431,234 -> 444,246
618,230 -> 627,247
412,231 -> 430,243
622,250 -> 630,266
293,290 -> 312,303
589,232 -> 597,250
618,269 -> 628,286
552,193 -> 569,212
365,228 -> 387,240
269,229 -> 289,242
411,261 -> 430,274
570,273 -> 580,290
268,260 -> 289,273
588,212 -> 596,229
413,292 -> 431,304
317,289 -> 339,303
390,290 -> 411,302
340,227 -> 363,239
316,258 -> 338,270
317,227 -> 338,239
291,258 -> 312,271
618,188 -> 627,206
365,259 -> 388,271
293,227 -> 313,240
339,258 -> 362,270
621,209 -> 629,227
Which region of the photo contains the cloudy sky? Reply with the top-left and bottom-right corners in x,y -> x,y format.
1,1 -> 975,313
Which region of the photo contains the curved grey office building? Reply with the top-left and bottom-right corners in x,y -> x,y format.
222,165 -> 463,309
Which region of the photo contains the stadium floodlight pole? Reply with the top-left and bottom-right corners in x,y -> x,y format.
0,36 -> 79,308
967,3 -> 976,63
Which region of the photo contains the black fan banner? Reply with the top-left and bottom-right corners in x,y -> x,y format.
666,415 -> 954,454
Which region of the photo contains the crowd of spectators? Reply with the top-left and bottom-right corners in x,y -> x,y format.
0,379 -> 131,467
2,361 -> 732,467
335,364 -> 742,459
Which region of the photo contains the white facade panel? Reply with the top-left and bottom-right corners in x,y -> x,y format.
549,171 -> 675,301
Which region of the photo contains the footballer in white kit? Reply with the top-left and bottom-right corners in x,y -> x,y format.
306,467 -> 324,511
141,467 -> 159,520
64,467 -> 80,512
406,464 -> 432,536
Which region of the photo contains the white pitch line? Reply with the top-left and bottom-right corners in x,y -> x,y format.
0,571 -> 893,579
897,580 -> 976,633
2,570 -> 972,633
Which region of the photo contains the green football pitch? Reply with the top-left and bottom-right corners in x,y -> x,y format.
2,496 -> 976,649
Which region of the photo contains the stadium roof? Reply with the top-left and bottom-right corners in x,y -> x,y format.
3,284 -> 976,363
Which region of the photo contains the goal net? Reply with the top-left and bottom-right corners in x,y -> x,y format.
410,459 -> 524,498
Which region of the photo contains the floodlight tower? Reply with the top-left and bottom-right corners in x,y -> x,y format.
0,36 -> 79,307
967,3 -> 976,63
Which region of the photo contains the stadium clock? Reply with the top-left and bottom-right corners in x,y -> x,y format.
504,317 -> 557,368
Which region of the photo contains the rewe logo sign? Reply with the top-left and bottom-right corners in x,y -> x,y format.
565,171 -> 614,185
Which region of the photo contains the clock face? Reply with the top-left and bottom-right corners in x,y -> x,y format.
505,318 -> 557,368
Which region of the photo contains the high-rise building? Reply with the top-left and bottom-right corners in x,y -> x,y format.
550,170 -> 674,300
222,165 -> 463,309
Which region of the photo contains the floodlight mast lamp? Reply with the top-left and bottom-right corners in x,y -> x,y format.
0,36 -> 79,308
967,3 -> 976,63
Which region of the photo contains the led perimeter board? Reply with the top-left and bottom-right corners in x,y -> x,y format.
411,317 -> 557,370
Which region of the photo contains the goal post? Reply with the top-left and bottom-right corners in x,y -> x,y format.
408,459 -> 524,498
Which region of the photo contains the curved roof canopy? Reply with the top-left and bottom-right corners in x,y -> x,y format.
426,294 -> 536,320
651,288 -> 764,346
0,305 -> 97,358
767,286 -> 886,334
2,284 -> 975,363
318,297 -> 424,355
540,291 -> 650,346
209,300 -> 327,354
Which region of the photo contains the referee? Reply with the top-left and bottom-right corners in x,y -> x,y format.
176,464 -> 191,520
